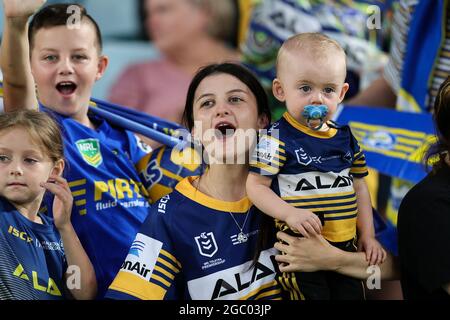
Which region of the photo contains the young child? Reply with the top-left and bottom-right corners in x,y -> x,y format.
0,110 -> 96,300
0,0 -> 169,298
246,33 -> 386,300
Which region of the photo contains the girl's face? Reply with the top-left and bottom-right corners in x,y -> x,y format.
0,127 -> 62,208
192,73 -> 268,164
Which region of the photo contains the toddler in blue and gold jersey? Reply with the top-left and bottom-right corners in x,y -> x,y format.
247,32 -> 386,300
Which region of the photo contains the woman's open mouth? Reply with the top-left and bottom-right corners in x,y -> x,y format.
214,122 -> 236,139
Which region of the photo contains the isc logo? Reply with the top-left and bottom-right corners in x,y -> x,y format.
8,226 -> 33,243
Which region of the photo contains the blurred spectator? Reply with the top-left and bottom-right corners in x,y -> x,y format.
348,0 -> 449,226
108,0 -> 240,125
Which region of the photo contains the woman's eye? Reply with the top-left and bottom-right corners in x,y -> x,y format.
0,155 -> 9,162
229,96 -> 243,103
201,100 -> 214,108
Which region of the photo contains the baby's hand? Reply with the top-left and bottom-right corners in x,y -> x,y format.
285,209 -> 322,238
357,236 -> 387,266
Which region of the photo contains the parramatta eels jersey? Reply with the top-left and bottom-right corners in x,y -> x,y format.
136,144 -> 203,203
106,176 -> 282,300
249,112 -> 368,242
0,197 -> 66,300
40,106 -> 151,298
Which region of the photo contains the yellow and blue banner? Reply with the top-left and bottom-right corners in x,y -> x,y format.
335,105 -> 436,184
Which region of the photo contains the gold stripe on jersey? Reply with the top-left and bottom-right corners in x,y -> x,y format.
160,249 -> 182,269
283,112 -> 338,139
68,179 -> 87,187
282,190 -> 355,201
250,162 -> 280,175
75,199 -> 86,206
72,189 -> 86,197
176,176 -> 252,213
287,195 -> 356,207
151,273 -> 171,287
239,281 -> 281,300
109,271 -> 167,300
153,265 -> 176,280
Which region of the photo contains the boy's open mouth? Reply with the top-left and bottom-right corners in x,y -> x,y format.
56,81 -> 77,95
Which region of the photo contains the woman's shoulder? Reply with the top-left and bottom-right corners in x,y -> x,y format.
401,166 -> 450,211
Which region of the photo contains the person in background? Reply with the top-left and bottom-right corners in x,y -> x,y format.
397,76 -> 450,300
108,0 -> 240,125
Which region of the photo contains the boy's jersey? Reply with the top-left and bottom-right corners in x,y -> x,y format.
0,197 -> 66,300
249,112 -> 368,242
41,107 -> 151,298
106,176 -> 282,300
136,145 -> 203,203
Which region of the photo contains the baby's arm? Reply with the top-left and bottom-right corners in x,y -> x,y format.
354,177 -> 386,265
42,174 -> 97,299
1,0 -> 44,112
246,172 -> 322,237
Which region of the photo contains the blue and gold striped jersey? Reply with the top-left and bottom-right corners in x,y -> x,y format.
106,176 -> 282,300
41,107 -> 151,298
0,197 -> 66,300
250,112 -> 368,242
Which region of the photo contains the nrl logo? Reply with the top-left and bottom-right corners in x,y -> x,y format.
76,139 -> 103,168
194,232 -> 218,258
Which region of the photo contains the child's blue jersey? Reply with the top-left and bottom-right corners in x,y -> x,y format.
250,112 -> 368,242
106,176 -> 281,300
0,197 -> 66,300
41,107 -> 151,298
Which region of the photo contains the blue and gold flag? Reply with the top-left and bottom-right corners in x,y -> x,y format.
336,105 -> 436,184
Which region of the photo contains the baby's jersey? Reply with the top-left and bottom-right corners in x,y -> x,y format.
250,112 -> 368,242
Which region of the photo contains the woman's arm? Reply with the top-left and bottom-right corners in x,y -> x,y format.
274,231 -> 400,280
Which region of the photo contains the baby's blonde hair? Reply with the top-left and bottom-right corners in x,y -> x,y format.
276,32 -> 347,78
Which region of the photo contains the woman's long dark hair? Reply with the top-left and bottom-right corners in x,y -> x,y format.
181,62 -> 274,267
425,76 -> 450,171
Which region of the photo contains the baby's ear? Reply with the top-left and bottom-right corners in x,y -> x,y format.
272,78 -> 286,102
52,159 -> 65,176
339,83 -> 350,102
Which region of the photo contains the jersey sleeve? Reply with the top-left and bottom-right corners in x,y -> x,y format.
105,196 -> 182,300
249,127 -> 287,178
349,131 -> 368,178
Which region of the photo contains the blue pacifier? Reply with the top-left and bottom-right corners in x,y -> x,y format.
302,105 -> 328,131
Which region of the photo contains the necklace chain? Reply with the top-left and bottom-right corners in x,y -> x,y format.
204,176 -> 250,243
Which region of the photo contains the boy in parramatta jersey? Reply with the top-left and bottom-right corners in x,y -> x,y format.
246,33 -> 386,300
0,0 -> 200,298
